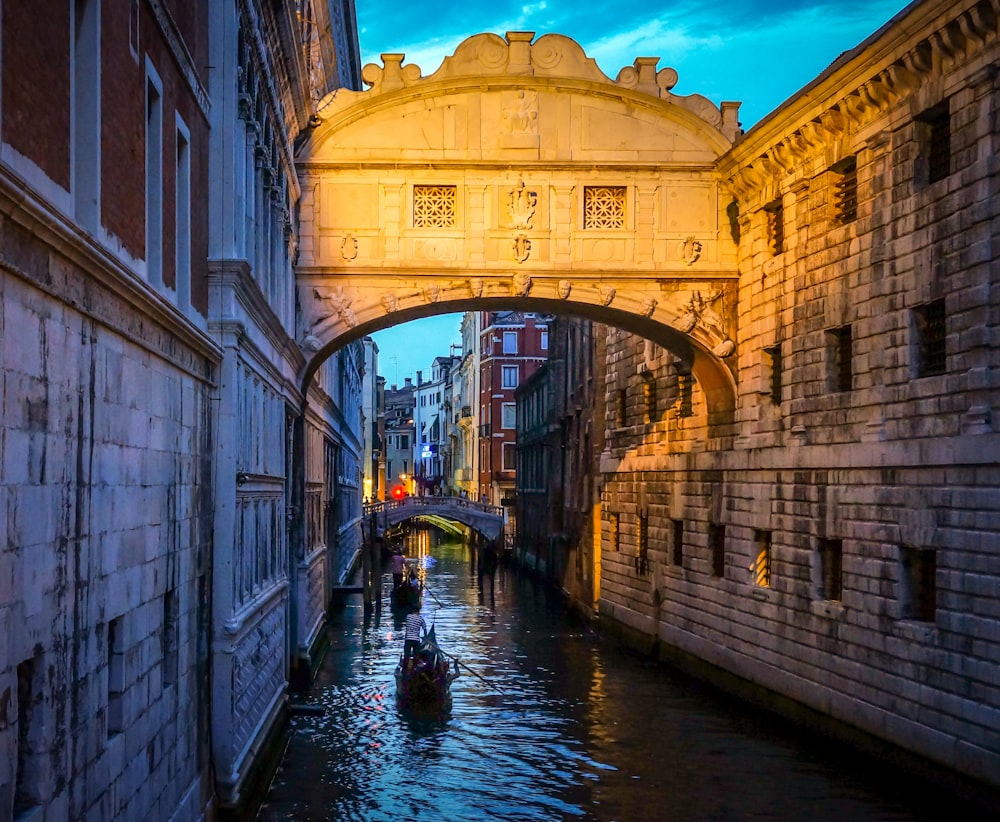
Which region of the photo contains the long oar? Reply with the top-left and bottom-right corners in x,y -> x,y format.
437,647 -> 507,695
421,581 -> 446,609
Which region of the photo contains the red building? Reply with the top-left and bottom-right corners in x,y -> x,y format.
477,311 -> 550,522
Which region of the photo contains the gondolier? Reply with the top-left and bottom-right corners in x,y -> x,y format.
403,611 -> 426,659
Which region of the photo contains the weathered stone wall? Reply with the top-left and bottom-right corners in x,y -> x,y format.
0,235 -> 217,820
596,0 -> 1000,790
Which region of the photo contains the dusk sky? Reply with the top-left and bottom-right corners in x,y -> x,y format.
360,0 -> 913,384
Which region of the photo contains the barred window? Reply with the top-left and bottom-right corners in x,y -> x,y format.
616,388 -> 627,427
753,530 -> 772,588
413,185 -> 456,227
765,344 -> 782,405
819,539 -> 843,601
709,523 -> 726,578
671,519 -> 684,567
828,325 -> 853,393
609,512 -> 619,552
832,156 -> 857,224
677,369 -> 693,417
917,102 -> 951,185
900,546 -> 936,622
584,186 -> 626,229
636,514 -> 649,575
764,199 -> 784,255
914,299 -> 946,377
642,374 -> 656,424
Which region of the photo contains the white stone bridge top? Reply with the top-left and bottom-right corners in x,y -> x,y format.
295,31 -> 745,419
365,496 -> 505,542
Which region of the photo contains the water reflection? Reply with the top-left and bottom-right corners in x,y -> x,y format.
260,531 -> 984,821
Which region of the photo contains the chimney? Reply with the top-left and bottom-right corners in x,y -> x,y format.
416,370 -> 423,384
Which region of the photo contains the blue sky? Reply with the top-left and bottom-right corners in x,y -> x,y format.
361,0 -> 912,383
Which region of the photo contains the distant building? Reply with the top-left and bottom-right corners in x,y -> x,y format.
478,311 -> 550,520
384,378 -> 416,497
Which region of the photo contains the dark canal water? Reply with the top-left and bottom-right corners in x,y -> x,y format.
259,531 -> 990,821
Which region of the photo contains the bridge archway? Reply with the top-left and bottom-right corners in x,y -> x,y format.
294,31 -> 744,425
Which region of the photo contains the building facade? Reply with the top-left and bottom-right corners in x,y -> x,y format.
0,1 -> 364,819
383,378 -> 416,498
477,311 -> 550,515
413,356 -> 457,495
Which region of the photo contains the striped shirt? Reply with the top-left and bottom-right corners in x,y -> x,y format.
404,612 -> 426,642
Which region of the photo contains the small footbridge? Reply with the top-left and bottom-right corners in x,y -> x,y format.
364,497 -> 505,543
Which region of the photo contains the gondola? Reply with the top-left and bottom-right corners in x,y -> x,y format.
390,579 -> 423,611
394,626 -> 459,711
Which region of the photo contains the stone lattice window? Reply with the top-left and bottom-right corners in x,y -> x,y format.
819,538 -> 843,601
583,186 -> 626,228
914,299 -> 947,377
413,185 -> 456,227
831,156 -> 857,224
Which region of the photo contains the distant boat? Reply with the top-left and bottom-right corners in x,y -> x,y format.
390,579 -> 422,611
394,626 -> 459,712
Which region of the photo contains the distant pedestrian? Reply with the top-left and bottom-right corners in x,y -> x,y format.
390,549 -> 407,589
403,611 -> 426,659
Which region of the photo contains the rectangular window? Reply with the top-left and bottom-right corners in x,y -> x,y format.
764,199 -> 784,255
502,442 -> 516,471
501,402 -> 516,429
636,514 -> 649,575
643,375 -> 657,424
145,62 -> 164,287
129,0 -> 140,58
671,519 -> 684,567
914,299 -> 946,377
15,656 -> 42,815
162,588 -> 178,686
503,331 -> 517,354
918,102 -> 951,185
677,370 -> 693,417
73,0 -> 100,231
108,616 -> 125,736
819,539 -> 843,601
753,530 -> 772,588
413,184 -> 457,227
709,523 -> 726,578
400,435 -> 408,449
609,512 -> 620,552
540,330 -> 548,350
765,344 -> 782,405
831,156 -> 857,224
828,325 -> 853,392
175,118 -> 192,312
900,546 -> 936,622
501,365 -> 519,388
616,388 -> 627,426
583,185 -> 626,229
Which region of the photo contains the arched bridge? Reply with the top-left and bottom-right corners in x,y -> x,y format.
364,497 -> 505,542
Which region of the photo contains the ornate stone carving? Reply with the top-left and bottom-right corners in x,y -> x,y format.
503,90 -> 538,135
678,236 -> 703,265
507,180 -> 537,229
340,233 -> 358,261
678,290 -> 733,355
423,285 -> 441,303
513,233 -> 532,263
598,285 -> 616,306
511,272 -> 532,296
381,293 -> 398,313
640,297 -> 658,317
309,286 -> 357,331
468,278 -> 484,297
557,280 -> 572,299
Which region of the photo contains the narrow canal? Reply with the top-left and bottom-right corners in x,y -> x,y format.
259,531 -> 984,821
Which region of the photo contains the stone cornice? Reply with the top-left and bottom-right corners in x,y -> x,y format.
0,163 -> 220,381
720,0 -> 1000,203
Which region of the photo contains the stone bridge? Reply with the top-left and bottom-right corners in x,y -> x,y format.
294,31 -> 745,430
365,497 -> 505,543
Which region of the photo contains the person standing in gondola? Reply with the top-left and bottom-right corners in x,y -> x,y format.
403,610 -> 426,661
390,548 -> 407,589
